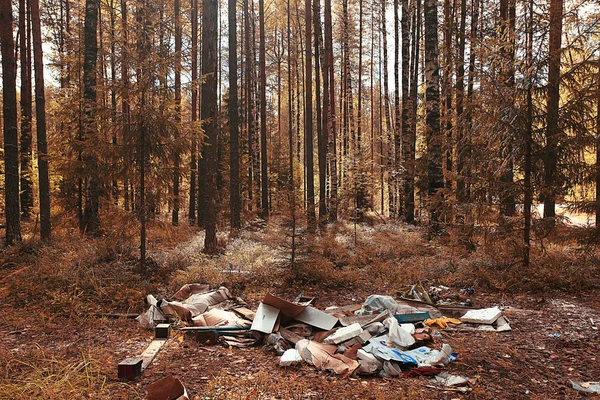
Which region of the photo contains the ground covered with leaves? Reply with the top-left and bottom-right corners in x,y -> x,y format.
1,217 -> 599,399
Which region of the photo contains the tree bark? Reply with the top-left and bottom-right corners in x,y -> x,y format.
19,0 -> 34,220
31,0 -> 51,239
305,0 -> 316,229
407,0 -> 420,223
189,0 -> 198,223
324,0 -> 337,221
229,0 -> 241,229
455,0 -> 467,202
259,0 -> 269,218
81,0 -> 100,235
173,0 -> 182,226
202,0 -> 219,252
392,0 -> 401,217
401,0 -> 411,221
543,0 -> 563,218
1,0 -> 22,244
424,0 -> 443,230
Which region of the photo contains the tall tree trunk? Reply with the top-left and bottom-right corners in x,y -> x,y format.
1,0 -> 22,244
401,0 -> 411,221
259,0 -> 269,218
19,0 -> 34,220
407,0 -> 420,223
465,0 -> 478,201
244,0 -> 254,211
315,0 -> 328,223
356,0 -> 366,217
173,0 -> 181,225
288,0 -> 294,192
189,0 -> 198,223
305,0 -> 316,229
455,0 -> 466,202
122,0 -> 130,212
523,0 -> 533,266
499,0 -> 515,217
543,0 -> 563,218
442,0 -> 453,191
81,0 -> 100,235
202,0 -> 218,252
31,0 -> 51,239
324,0 -> 337,221
392,0 -> 401,217
137,0 -> 150,272
424,0 -> 442,230
229,0 -> 241,229
382,0 -> 393,217
596,51 -> 600,227
110,0 -> 118,205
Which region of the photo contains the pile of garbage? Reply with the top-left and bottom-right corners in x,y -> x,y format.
137,284 -> 511,388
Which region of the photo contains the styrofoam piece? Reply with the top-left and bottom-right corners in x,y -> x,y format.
323,323 -> 363,344
279,349 -> 303,366
460,307 -> 502,324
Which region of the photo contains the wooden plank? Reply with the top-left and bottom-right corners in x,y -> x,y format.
141,339 -> 167,371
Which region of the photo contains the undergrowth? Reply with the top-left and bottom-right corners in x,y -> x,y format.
0,214 -> 599,398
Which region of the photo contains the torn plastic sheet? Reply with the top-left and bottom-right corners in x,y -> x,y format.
357,295 -> 398,315
384,317 -> 415,348
136,295 -> 166,328
570,380 -> 600,393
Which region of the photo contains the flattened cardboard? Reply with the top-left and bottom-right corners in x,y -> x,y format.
251,303 -> 280,333
295,306 -> 338,330
263,294 -> 305,318
296,339 -> 360,376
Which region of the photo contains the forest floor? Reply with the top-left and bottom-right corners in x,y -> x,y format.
1,214 -> 600,399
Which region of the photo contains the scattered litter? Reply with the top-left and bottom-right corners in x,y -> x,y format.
570,379 -> 600,393
134,284 -> 504,396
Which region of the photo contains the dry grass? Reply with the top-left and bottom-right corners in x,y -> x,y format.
0,345 -> 138,399
0,215 -> 599,398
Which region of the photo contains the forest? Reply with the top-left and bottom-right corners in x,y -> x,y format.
1,0 -> 600,397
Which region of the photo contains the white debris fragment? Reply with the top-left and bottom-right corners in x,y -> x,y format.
323,323 -> 363,344
460,307 -> 502,324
